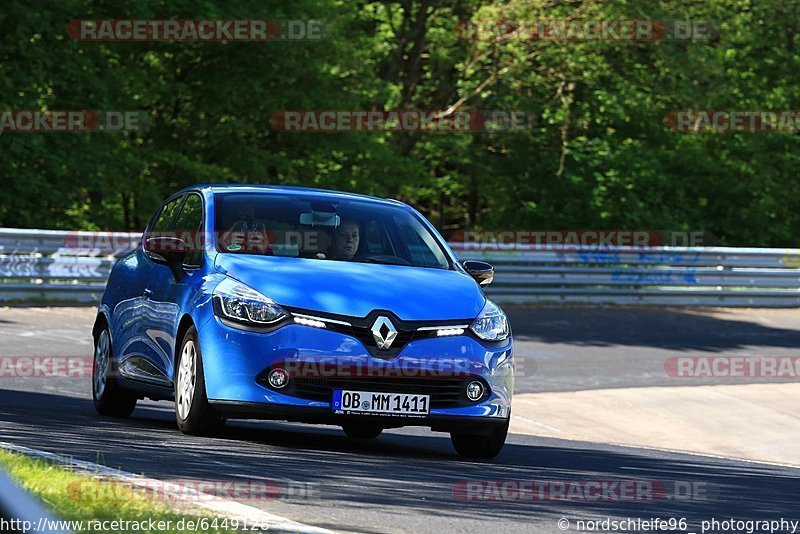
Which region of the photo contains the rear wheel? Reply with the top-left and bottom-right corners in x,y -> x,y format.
175,326 -> 224,435
450,418 -> 509,459
342,423 -> 383,439
92,327 -> 137,417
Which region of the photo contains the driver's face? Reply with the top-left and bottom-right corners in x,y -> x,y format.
333,221 -> 360,260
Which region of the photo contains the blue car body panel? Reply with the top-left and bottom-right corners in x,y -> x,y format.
214,254 -> 485,321
97,185 -> 514,428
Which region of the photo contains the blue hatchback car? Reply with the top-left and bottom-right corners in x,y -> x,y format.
93,185 -> 514,458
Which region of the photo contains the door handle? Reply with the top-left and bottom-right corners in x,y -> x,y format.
143,289 -> 153,299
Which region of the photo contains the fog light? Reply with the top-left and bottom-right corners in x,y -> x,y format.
268,368 -> 289,389
466,380 -> 484,401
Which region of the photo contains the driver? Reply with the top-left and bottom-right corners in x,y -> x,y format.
330,220 -> 360,260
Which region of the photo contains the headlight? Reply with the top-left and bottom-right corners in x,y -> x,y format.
469,300 -> 510,341
213,278 -> 287,326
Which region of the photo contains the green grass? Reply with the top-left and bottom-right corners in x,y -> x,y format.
0,450 -> 251,533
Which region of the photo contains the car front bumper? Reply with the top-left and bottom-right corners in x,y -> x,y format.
198,316 -> 514,430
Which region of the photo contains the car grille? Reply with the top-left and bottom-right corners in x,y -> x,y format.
285,307 -> 474,359
341,326 -> 428,353
258,374 -> 489,408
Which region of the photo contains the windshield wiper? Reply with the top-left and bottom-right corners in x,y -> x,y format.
355,257 -> 406,266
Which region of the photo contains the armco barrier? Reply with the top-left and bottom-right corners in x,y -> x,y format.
1,228 -> 800,306
451,243 -> 800,306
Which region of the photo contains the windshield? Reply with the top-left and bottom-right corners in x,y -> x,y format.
214,193 -> 451,269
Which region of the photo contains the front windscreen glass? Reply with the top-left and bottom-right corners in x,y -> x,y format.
214,193 -> 451,269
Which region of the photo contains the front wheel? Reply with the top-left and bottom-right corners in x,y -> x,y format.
450,418 -> 509,459
92,327 -> 137,417
175,326 -> 224,435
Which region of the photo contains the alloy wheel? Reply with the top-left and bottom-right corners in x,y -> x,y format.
176,340 -> 197,420
93,329 -> 110,399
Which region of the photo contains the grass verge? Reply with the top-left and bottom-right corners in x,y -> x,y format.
0,449 -> 249,533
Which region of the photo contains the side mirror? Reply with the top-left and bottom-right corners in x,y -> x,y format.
462,260 -> 494,286
146,236 -> 188,278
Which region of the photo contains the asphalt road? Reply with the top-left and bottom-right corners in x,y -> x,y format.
6,306 -> 800,395
1,306 -> 800,533
510,306 -> 800,392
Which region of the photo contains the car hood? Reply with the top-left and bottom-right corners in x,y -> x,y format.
214,254 -> 485,321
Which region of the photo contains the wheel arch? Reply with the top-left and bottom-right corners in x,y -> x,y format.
92,310 -> 110,343
174,314 -> 197,373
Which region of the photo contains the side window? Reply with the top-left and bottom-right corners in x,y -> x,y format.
143,195 -> 185,258
149,195 -> 185,236
172,194 -> 204,266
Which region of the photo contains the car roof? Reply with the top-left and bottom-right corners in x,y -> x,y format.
177,184 -> 408,208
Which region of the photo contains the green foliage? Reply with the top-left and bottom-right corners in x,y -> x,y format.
0,0 -> 798,246
0,449 -> 239,533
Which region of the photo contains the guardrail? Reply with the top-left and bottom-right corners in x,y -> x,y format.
450,244 -> 800,306
1,228 -> 800,306
0,228 -> 137,303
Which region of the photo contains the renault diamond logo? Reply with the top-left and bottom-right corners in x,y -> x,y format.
371,316 -> 398,350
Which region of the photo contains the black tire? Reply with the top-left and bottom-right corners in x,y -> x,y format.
92,327 -> 137,417
175,326 -> 224,435
450,418 -> 509,459
342,423 -> 383,439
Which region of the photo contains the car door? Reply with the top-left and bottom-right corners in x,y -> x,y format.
133,194 -> 186,386
106,248 -> 156,367
110,195 -> 183,376
141,192 -> 205,386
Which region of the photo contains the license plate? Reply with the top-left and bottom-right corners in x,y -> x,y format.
332,390 -> 430,417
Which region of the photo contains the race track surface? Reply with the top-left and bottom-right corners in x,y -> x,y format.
1,306 -> 799,533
